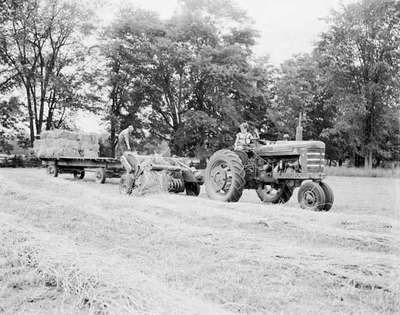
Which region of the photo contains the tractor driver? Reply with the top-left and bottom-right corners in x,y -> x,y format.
234,122 -> 253,150
116,125 -> 134,158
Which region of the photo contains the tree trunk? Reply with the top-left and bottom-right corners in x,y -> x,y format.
46,91 -> 57,130
46,110 -> 53,130
349,151 -> 355,167
25,86 -> 35,146
110,110 -> 119,158
365,150 -> 373,169
110,118 -> 116,158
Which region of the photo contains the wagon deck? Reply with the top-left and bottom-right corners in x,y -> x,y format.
41,156 -> 124,183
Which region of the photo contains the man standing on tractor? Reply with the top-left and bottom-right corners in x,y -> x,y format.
116,125 -> 134,158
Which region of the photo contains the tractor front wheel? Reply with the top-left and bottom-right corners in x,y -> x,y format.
319,181 -> 334,211
298,181 -> 326,211
205,149 -> 245,202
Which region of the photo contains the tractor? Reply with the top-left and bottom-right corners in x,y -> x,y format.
204,139 -> 334,211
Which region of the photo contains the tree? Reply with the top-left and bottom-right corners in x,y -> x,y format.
99,7 -> 160,156
0,0 -> 95,145
102,0 -> 276,156
0,97 -> 24,153
316,0 -> 400,168
274,53 -> 337,146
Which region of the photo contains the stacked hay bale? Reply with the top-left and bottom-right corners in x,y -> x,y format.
33,130 -> 99,158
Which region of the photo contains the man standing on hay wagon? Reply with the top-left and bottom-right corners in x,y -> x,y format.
116,125 -> 134,158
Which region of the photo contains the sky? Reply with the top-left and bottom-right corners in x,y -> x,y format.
96,0 -> 357,64
78,0 -> 357,132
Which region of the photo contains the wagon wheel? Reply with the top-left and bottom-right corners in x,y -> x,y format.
73,170 -> 85,180
47,165 -> 58,177
95,168 -> 106,184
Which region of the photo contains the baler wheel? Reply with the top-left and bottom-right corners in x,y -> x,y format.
185,182 -> 201,196
257,184 -> 293,204
119,174 -> 134,195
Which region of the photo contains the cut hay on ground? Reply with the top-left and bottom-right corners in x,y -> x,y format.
0,169 -> 399,314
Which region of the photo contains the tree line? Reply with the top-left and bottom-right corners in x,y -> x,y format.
0,0 -> 399,168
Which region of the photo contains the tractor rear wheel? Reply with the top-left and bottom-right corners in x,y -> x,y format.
298,181 -> 326,211
257,183 -> 293,204
319,181 -> 334,211
205,149 -> 245,202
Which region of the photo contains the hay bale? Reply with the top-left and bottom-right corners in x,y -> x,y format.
39,131 -> 50,139
57,147 -> 80,158
34,130 -> 100,158
34,138 -> 53,158
78,133 -> 98,145
33,139 -> 44,157
83,150 -> 98,158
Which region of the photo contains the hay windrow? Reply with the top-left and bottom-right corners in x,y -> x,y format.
0,226 -> 157,314
0,219 -> 232,315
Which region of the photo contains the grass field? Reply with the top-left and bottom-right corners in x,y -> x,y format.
325,166 -> 400,178
0,168 -> 399,314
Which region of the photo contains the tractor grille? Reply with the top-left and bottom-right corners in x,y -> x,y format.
306,149 -> 325,173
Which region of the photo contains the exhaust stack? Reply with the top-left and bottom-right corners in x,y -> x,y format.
296,112 -> 303,141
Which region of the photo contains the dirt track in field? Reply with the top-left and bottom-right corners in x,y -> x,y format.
0,168 -> 399,314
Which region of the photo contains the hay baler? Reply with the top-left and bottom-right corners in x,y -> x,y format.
119,152 -> 204,196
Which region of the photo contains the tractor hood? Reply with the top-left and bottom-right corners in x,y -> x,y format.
254,140 -> 325,156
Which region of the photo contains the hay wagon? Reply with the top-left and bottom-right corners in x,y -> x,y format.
41,156 -> 124,184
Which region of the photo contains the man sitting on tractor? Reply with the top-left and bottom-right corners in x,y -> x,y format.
234,122 -> 254,150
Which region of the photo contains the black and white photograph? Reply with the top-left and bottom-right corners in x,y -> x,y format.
0,0 -> 399,314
